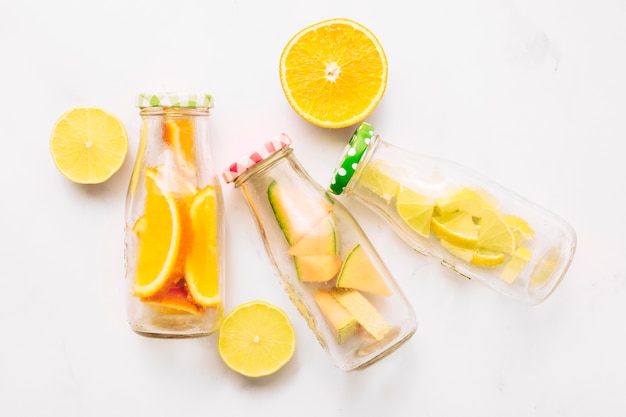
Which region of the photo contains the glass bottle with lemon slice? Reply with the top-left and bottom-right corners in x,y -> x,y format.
124,93 -> 224,337
222,135 -> 416,371
329,122 -> 577,305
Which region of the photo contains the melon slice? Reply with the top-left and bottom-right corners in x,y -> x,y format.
313,289 -> 358,343
294,254 -> 341,282
267,181 -> 332,245
330,288 -> 390,341
336,244 -> 392,296
287,215 -> 337,256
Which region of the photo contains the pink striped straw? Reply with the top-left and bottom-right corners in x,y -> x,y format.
222,134 -> 292,183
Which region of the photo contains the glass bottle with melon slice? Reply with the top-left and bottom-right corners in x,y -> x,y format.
329,122 -> 577,305
222,135 -> 416,371
125,93 -> 224,337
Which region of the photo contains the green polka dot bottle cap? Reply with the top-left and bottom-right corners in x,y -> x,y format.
329,122 -> 375,195
136,92 -> 214,109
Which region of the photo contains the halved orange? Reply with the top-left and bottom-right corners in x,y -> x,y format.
184,184 -> 221,307
279,18 -> 388,128
132,168 -> 182,298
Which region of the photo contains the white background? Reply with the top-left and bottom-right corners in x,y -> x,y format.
2,0 -> 625,416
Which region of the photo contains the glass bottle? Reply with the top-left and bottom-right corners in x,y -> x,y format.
222,134 -> 417,371
125,93 -> 224,337
329,122 -> 577,305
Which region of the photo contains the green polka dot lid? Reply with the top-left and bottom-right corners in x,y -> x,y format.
136,92 -> 214,109
329,122 -> 375,195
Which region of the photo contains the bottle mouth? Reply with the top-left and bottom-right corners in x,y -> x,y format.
222,134 -> 293,184
136,92 -> 214,109
328,122 -> 375,195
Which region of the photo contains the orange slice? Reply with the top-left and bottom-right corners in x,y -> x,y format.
279,18 -> 388,128
132,168 -> 182,298
144,283 -> 203,315
218,301 -> 296,378
184,184 -> 221,307
163,117 -> 196,179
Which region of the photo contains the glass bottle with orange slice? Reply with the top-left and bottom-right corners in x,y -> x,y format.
328,122 -> 577,305
222,135 -> 417,371
125,93 -> 224,337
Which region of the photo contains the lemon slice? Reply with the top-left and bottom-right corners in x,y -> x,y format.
396,187 -> 434,238
279,18 -> 387,128
218,301 -> 296,378
436,187 -> 486,218
440,240 -> 505,266
185,185 -> 221,307
50,107 -> 128,184
476,208 -> 516,255
501,247 -> 533,284
359,159 -> 400,202
504,214 -> 535,244
530,245 -> 560,287
132,168 -> 182,298
471,249 -> 505,267
440,239 -> 473,262
431,211 -> 478,250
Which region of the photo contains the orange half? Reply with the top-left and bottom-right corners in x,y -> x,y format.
279,18 -> 388,128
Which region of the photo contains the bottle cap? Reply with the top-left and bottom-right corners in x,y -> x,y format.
222,134 -> 292,183
136,92 -> 214,109
329,122 -> 374,195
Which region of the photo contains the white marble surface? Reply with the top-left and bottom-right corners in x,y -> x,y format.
2,0 -> 625,415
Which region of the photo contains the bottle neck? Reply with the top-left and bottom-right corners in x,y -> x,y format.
134,106 -> 215,187
139,107 -> 211,117
233,146 -> 294,188
345,133 -> 382,194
